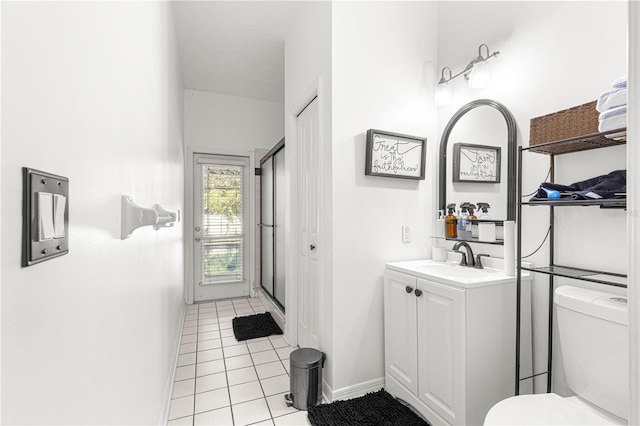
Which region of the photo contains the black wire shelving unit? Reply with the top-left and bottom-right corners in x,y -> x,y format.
515,127 -> 627,395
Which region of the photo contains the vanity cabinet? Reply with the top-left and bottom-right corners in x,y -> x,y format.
384,265 -> 517,426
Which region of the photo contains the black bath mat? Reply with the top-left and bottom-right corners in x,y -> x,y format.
232,312 -> 283,341
308,389 -> 429,426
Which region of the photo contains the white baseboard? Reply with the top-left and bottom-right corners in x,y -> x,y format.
160,303 -> 187,425
322,377 -> 385,403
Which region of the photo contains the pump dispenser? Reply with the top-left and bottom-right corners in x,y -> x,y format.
445,203 -> 457,238
436,210 -> 445,238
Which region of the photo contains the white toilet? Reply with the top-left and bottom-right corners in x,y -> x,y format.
485,285 -> 628,425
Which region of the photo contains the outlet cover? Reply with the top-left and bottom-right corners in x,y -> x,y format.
402,225 -> 410,243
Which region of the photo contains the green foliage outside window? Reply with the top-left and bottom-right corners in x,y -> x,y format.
201,165 -> 243,280
204,166 -> 241,223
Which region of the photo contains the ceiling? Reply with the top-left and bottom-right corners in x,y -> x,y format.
172,1 -> 303,104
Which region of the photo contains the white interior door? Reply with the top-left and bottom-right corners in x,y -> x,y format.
193,154 -> 250,301
297,97 -> 320,349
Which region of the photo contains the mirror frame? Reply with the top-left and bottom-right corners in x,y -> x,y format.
438,99 -> 517,220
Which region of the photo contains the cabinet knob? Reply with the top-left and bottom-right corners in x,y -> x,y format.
405,286 -> 413,293
414,289 -> 423,297
310,244 -> 316,251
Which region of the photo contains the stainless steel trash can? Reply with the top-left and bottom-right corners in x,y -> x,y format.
284,348 -> 326,410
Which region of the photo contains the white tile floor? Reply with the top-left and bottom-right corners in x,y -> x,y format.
167,298 -> 312,426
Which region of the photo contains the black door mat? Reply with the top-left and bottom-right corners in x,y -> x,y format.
232,312 -> 283,341
308,389 -> 429,426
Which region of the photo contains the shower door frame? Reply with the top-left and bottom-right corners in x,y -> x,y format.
260,138 -> 286,311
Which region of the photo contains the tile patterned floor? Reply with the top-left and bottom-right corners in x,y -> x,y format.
167,298 -> 311,426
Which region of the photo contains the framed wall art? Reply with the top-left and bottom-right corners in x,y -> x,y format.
365,129 -> 426,180
453,143 -> 501,183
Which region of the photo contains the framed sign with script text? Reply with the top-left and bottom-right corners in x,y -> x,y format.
365,129 -> 427,180
452,143 -> 501,183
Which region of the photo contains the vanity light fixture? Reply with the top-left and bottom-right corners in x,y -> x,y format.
436,43 -> 500,106
435,67 -> 454,106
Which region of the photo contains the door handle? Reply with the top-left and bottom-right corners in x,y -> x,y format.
310,244 -> 316,250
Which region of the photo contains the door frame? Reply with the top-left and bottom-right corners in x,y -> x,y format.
184,145 -> 257,304
285,76 -> 326,348
629,1 -> 639,423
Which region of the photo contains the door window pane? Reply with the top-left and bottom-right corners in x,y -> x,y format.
201,164 -> 245,284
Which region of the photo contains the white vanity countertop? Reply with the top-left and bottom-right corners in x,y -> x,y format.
386,256 -> 531,289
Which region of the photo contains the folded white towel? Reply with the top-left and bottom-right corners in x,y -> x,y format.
599,105 -> 626,121
598,105 -> 627,133
612,75 -> 627,89
596,87 -> 627,112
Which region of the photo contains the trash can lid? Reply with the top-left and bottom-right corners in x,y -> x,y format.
290,348 -> 325,369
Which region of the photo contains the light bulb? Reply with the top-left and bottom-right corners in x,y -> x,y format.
435,81 -> 452,106
468,60 -> 489,88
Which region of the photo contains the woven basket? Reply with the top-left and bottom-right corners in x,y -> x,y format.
529,100 -> 599,147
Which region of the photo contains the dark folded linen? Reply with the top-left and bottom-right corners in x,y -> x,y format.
531,170 -> 626,201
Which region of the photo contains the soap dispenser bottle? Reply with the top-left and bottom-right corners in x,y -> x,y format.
436,210 -> 445,238
445,203 -> 457,238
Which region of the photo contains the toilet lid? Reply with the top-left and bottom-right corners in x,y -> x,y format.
484,394 -> 626,425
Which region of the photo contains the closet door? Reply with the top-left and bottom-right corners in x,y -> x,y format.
296,97 -> 320,349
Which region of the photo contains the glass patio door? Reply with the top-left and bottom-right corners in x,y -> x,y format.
193,154 -> 250,301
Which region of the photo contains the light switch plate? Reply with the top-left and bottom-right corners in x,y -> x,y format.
22,168 -> 69,266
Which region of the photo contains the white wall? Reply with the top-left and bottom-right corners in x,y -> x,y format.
438,1 -> 628,393
1,2 -> 184,424
330,1 -> 438,394
184,89 -> 284,152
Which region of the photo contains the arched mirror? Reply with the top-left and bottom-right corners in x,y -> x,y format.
439,99 -> 517,221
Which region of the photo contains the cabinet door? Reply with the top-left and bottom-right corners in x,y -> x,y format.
416,278 -> 465,425
384,270 -> 418,394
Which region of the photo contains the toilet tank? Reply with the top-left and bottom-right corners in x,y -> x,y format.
555,286 -> 628,420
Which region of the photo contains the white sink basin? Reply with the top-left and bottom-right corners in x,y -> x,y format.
386,259 -> 524,288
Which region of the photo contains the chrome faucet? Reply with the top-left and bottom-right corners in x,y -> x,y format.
452,241 -> 475,267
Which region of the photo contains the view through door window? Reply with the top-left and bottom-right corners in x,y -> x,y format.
200,163 -> 245,284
